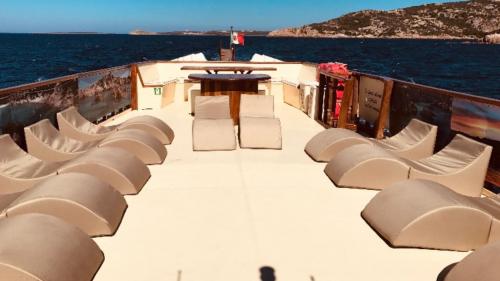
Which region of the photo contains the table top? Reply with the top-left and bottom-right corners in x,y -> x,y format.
181,66 -> 277,72
188,74 -> 271,81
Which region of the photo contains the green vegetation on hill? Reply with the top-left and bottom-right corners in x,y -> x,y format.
269,0 -> 500,39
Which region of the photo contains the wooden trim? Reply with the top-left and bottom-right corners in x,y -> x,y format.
351,77 -> 360,122
486,168 -> 500,188
323,77 -> 331,124
0,64 -> 131,96
75,65 -> 131,79
137,66 -> 146,87
316,74 -> 326,123
374,79 -> 394,139
0,75 -> 78,96
130,64 -> 138,110
337,78 -> 354,128
352,71 -> 387,82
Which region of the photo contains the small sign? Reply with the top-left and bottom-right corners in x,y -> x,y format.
359,76 -> 385,124
154,87 -> 162,96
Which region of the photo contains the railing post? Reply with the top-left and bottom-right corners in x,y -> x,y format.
130,64 -> 138,110
337,78 -> 354,129
374,79 -> 394,139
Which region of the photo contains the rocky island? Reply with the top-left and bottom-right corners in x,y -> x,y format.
269,0 -> 500,40
129,29 -> 269,36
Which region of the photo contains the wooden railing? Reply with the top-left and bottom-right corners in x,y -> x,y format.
0,64 -> 136,148
317,70 -> 500,188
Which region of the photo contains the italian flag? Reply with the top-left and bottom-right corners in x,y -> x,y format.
231,32 -> 245,45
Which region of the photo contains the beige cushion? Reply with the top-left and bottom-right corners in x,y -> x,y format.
374,118 -> 437,160
58,106 -> 175,145
445,241 -> 500,281
99,128 -> 167,165
26,118 -> 168,165
324,144 -> 410,190
239,94 -> 282,149
239,117 -> 282,149
0,213 -> 104,281
304,128 -> 371,162
59,147 -> 151,195
0,133 -> 150,196
0,134 -> 151,196
240,94 -> 275,118
57,106 -> 114,142
2,173 -> 127,236
189,86 -> 201,113
362,179 -> 500,251
25,119 -> 101,161
192,119 -> 236,151
195,96 -> 231,119
409,134 -> 492,197
0,135 -> 61,194
325,134 -> 492,196
118,115 -> 175,145
305,119 -> 437,163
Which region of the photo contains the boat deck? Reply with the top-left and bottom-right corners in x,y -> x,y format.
94,100 -> 467,281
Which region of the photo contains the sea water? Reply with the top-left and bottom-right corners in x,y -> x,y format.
0,33 -> 499,98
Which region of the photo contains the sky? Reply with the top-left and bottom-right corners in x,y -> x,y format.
0,0 -> 457,33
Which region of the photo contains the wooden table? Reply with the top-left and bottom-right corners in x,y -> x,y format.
182,66 -> 277,74
188,74 -> 271,124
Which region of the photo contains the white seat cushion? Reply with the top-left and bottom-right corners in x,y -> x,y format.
239,117 -> 282,149
192,119 -> 236,151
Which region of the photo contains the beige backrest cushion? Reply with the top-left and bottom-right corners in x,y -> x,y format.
0,213 -> 104,281
0,134 -> 27,162
414,134 -> 491,173
195,96 -> 231,119
58,106 -> 101,134
445,241 -> 500,281
26,119 -> 60,142
390,119 -> 436,146
240,94 -> 274,118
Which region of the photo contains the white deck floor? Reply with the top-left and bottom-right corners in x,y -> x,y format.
94,101 -> 467,281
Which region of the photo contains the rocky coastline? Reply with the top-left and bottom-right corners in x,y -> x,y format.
269,0 -> 500,42
485,33 -> 500,43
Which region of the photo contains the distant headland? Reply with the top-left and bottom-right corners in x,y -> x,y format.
268,0 -> 500,42
128,29 -> 269,36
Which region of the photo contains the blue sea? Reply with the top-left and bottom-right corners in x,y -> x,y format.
0,33 -> 499,99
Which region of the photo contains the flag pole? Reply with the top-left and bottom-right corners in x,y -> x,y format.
230,26 -> 235,60
230,26 -> 234,48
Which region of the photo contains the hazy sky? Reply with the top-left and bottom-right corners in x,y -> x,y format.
0,0 -> 456,33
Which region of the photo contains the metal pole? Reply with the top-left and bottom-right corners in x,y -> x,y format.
230,26 -> 233,48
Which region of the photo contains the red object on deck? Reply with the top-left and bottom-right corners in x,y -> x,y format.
318,62 -> 350,77
334,80 -> 345,118
318,63 -> 350,120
